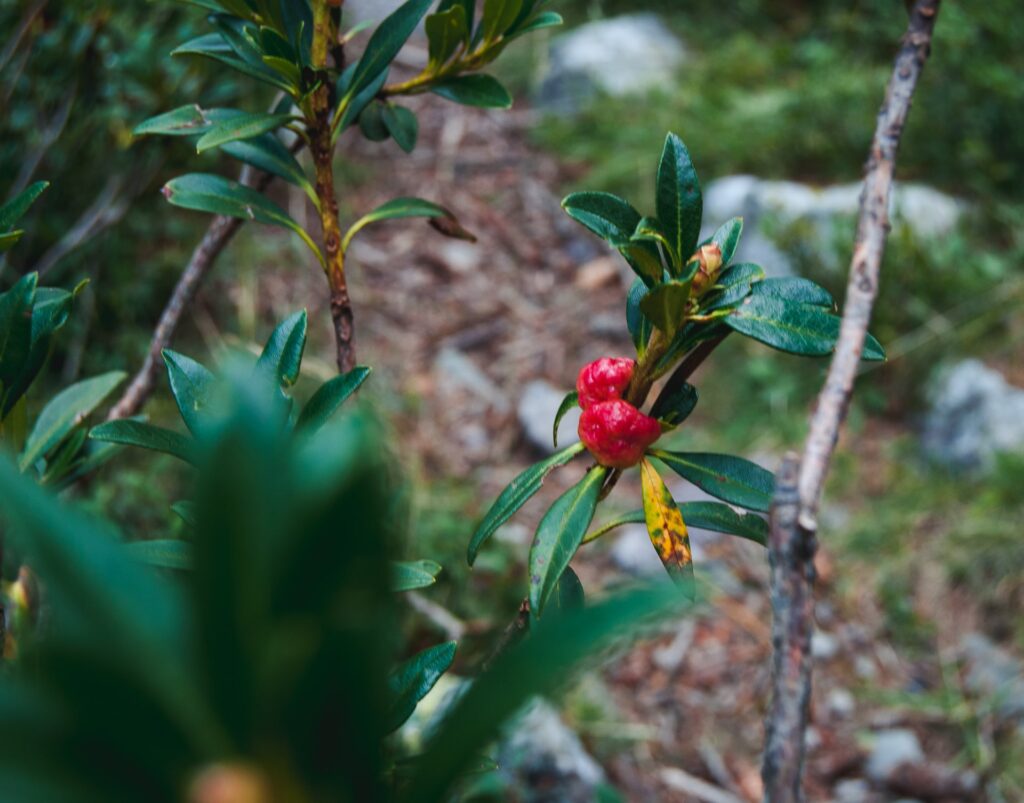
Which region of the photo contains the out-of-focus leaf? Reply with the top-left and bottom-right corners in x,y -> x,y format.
343,0 -> 433,101
0,273 -> 38,407
480,0 -> 523,42
386,641 -> 457,732
528,467 -> 606,617
650,450 -> 774,513
391,560 -> 443,592
171,500 -> 197,527
126,539 -> 194,571
381,104 -> 419,153
656,133 -> 702,267
550,565 -> 584,617
467,442 -> 585,566
89,420 -> 196,465
295,366 -> 372,434
19,372 -> 125,472
552,391 -> 579,448
0,181 -> 49,232
508,10 -> 562,38
640,459 -> 694,591
431,75 -> 512,108
426,6 -> 467,68
162,349 -> 216,436
256,310 -> 307,388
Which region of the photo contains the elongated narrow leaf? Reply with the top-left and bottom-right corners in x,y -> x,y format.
335,64 -> 390,134
626,278 -> 653,355
704,217 -> 743,265
649,382 -> 697,428
0,182 -> 49,232
381,104 -> 419,153
426,6 -> 467,67
344,0 -> 433,100
172,33 -> 292,92
295,366 -> 372,434
342,197 -> 467,252
386,641 -> 457,732
133,105 -> 210,137
410,584 -> 686,800
650,450 -> 774,513
656,133 -> 702,267
162,350 -> 216,436
467,442 -> 585,566
0,273 -> 38,399
480,0 -> 523,42
528,467 -> 607,617
432,75 -> 512,109
640,460 -> 694,590
585,502 -> 767,546
126,539 -> 193,571
562,193 -> 661,284
391,559 -> 443,592
508,10 -> 562,38
639,280 -> 691,337
19,372 -> 125,471
220,134 -> 315,201
550,565 -> 584,616
552,391 -> 579,449
0,231 -> 22,253
701,262 -> 764,312
162,173 -> 322,262
256,310 -> 307,387
196,112 -> 293,153
750,277 -> 834,308
726,294 -> 885,360
89,420 -> 196,465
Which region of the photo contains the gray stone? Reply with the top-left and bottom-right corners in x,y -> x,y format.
610,525 -> 667,579
435,347 -> 510,412
812,630 -> 841,661
518,380 -> 580,455
922,359 -> 1024,473
833,779 -> 879,803
536,14 -> 686,113
961,633 -> 1024,721
499,699 -> 605,803
865,729 -> 924,782
826,687 -> 856,719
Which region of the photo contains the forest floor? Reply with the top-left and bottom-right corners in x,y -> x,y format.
200,94 -> 1021,802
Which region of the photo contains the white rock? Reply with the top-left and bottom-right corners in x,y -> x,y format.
517,380 -> 580,455
827,687 -> 856,719
922,359 -> 1024,473
537,14 -> 686,112
865,729 -> 924,782
812,630 -> 841,661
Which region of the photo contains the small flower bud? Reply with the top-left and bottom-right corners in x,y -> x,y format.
690,243 -> 724,297
576,357 -> 636,409
578,399 -> 662,469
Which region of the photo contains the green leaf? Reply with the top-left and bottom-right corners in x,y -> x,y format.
409,584 -> 686,800
480,0 -> 523,42
701,262 -> 764,312
386,641 -> 457,732
132,104 -> 210,137
704,217 -> 743,265
508,10 -> 563,38
391,560 -> 443,592
344,0 -> 433,101
550,565 -> 584,617
335,64 -> 390,134
172,33 -> 292,92
0,181 -> 49,232
649,382 -> 697,428
650,450 -> 774,513
162,349 -> 216,436
0,273 -> 38,404
528,466 -> 607,617
584,502 -> 767,546
195,111 -> 294,153
342,197 -> 468,253
381,104 -> 419,153
19,372 -> 125,472
89,420 -> 196,465
552,391 -> 579,449
561,192 -> 661,285
640,459 -> 694,590
632,216 -> 675,265
431,74 -> 512,108
467,442 -> 585,566
426,6 -> 467,68
171,500 -> 197,527
125,539 -> 194,571
625,278 -> 653,355
726,294 -> 884,360
750,277 -> 834,308
358,101 -> 391,142
256,310 -> 307,387
295,366 -> 372,434
0,231 -> 23,253
639,280 -> 691,337
210,14 -> 293,90
656,133 -> 702,267
162,173 -> 322,263
220,133 -> 316,203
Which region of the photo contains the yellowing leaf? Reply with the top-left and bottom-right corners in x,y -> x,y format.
640,459 -> 694,593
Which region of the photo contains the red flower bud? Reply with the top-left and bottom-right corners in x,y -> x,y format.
578,399 -> 662,469
576,357 -> 636,409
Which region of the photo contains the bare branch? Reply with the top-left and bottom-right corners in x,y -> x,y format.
761,2 -> 942,801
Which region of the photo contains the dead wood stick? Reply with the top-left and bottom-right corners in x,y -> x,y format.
761,2 -> 942,801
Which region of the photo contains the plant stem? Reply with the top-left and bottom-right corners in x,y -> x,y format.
311,0 -> 355,373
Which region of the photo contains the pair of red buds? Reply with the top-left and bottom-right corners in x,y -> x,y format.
576,358 -> 661,469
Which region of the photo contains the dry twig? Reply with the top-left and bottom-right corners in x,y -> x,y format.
761,2 -> 942,800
